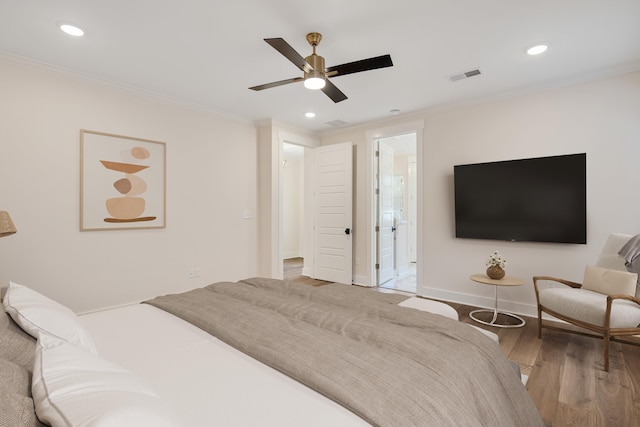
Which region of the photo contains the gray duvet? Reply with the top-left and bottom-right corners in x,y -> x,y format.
144,277 -> 543,427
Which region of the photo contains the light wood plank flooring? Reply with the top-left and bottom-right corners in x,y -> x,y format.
283,258 -> 640,427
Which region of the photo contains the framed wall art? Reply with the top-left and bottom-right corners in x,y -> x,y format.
80,130 -> 166,231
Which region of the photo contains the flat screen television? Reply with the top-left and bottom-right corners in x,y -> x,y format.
454,153 -> 586,244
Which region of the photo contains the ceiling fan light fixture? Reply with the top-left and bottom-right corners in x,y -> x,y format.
304,73 -> 326,90
304,52 -> 326,90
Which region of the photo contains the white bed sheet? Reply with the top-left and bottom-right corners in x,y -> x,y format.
79,304 -> 368,427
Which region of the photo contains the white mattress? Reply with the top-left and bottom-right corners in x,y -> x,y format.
79,304 -> 368,427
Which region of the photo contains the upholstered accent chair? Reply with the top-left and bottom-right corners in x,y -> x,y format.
533,233 -> 640,371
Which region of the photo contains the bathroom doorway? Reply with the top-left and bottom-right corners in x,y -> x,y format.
375,133 -> 417,293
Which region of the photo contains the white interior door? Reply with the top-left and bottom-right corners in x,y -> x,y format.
377,142 -> 394,285
313,142 -> 353,284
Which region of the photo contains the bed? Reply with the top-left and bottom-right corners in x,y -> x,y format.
1,277 -> 544,427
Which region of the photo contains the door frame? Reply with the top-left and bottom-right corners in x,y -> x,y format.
365,120 -> 424,288
376,140 -> 395,285
407,155 -> 417,263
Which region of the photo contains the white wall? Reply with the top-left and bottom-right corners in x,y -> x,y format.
321,70 -> 640,316
0,57 -> 259,313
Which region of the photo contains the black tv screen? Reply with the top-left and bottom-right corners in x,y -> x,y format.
454,153 -> 586,244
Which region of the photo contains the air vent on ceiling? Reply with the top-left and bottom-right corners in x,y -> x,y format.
326,119 -> 348,127
449,68 -> 482,82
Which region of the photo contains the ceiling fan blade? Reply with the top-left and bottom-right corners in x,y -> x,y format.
264,38 -> 312,71
249,77 -> 304,91
321,79 -> 348,103
326,54 -> 393,77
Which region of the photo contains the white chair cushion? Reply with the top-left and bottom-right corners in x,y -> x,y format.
594,233 -> 640,298
539,287 -> 640,328
582,265 -> 637,297
595,233 -> 633,270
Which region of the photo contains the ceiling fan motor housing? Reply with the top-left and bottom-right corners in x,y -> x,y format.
304,53 -> 325,80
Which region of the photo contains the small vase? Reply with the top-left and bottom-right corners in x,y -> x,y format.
486,265 -> 505,280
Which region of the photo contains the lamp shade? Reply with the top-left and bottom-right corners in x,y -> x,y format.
0,211 -> 17,237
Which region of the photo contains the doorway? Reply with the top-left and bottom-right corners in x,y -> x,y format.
281,142 -> 306,268
375,133 -> 417,293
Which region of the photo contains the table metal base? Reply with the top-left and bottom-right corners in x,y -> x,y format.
469,281 -> 526,328
469,309 -> 525,328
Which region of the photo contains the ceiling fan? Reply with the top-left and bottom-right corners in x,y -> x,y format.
249,32 -> 393,103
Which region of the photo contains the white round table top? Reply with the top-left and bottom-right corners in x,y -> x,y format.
469,274 -> 524,286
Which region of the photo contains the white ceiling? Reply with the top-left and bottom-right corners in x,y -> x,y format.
1,1 -> 639,134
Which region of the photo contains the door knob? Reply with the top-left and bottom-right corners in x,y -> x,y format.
345,228 -> 351,235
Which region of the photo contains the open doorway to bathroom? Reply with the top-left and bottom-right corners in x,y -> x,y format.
375,133 -> 417,293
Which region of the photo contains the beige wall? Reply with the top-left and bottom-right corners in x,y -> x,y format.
0,57 -> 259,313
321,71 -> 640,316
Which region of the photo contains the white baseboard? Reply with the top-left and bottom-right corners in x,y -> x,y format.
77,301 -> 138,316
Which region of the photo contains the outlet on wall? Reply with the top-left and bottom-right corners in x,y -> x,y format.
187,268 -> 201,278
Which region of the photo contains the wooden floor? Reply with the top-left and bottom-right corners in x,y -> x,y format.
453,304 -> 640,427
283,257 -> 333,286
283,258 -> 640,427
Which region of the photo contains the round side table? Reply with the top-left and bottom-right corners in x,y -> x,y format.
469,274 -> 526,328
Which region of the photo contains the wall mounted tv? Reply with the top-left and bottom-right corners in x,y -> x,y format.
454,153 -> 586,244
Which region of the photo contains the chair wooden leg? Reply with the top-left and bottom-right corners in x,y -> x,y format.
603,333 -> 610,372
537,306 -> 542,339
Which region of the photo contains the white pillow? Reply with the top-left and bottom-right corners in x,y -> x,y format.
582,265 -> 638,297
32,334 -> 182,427
2,281 -> 97,354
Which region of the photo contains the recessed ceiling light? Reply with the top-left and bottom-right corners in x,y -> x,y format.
59,23 -> 85,37
526,44 -> 548,55
305,112 -> 316,118
390,109 -> 401,115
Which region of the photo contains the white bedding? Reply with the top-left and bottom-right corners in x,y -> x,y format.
79,304 -> 368,427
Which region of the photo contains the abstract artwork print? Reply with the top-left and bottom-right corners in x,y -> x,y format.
80,130 -> 166,231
